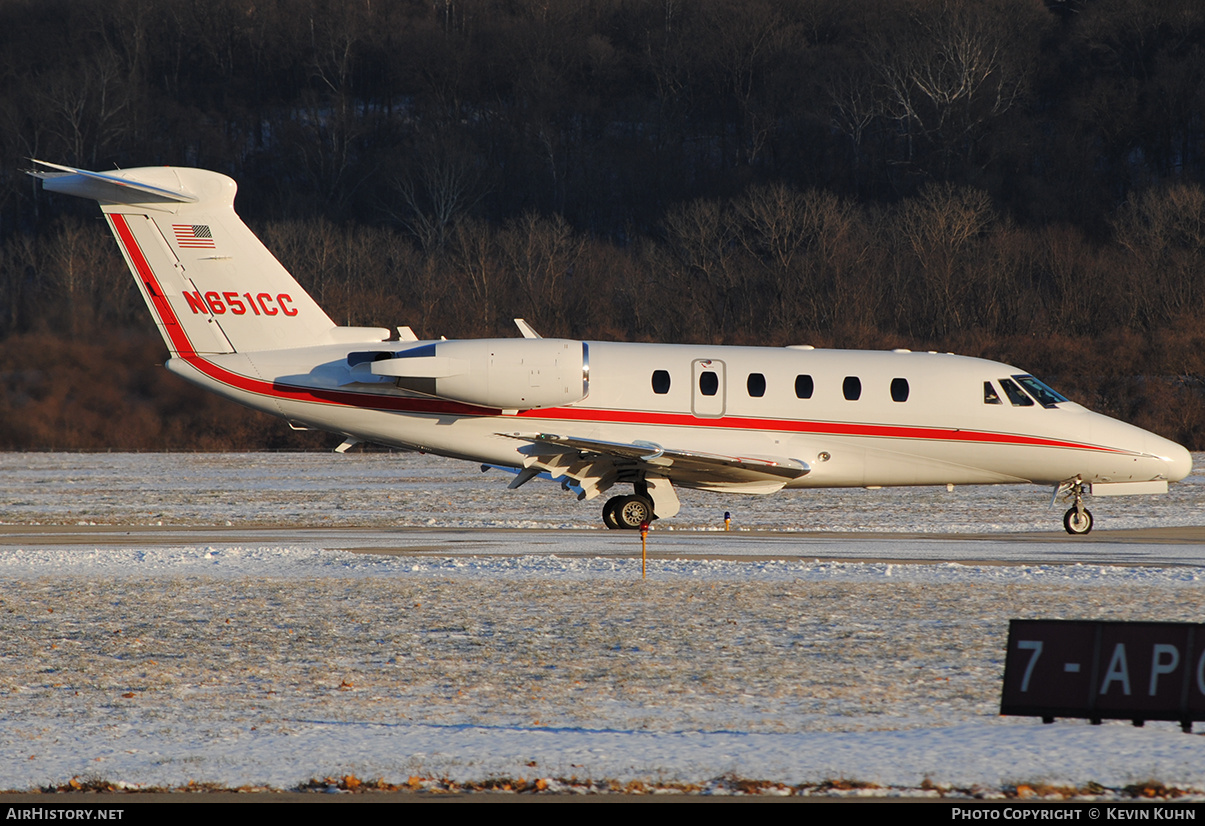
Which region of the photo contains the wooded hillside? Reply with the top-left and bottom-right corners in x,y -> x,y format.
1,0 -> 1202,449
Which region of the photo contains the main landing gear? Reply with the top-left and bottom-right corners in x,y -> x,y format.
1062,480 -> 1093,536
601,477 -> 679,529
603,494 -> 654,530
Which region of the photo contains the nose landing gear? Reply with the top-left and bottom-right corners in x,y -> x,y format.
1061,480 -> 1093,535
1063,505 -> 1093,535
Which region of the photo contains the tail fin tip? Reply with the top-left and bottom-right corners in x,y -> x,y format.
32,161 -> 337,355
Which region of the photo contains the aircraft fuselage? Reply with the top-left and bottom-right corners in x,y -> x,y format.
170,339 -> 1191,495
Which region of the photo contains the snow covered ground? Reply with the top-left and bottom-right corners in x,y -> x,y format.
3,449 -> 1203,533
1,451 -> 1204,796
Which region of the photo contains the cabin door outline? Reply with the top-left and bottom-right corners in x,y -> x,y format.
691,359 -> 726,418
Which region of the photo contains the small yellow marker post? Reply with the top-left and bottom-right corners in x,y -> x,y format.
640,520 -> 650,580
724,510 -> 731,531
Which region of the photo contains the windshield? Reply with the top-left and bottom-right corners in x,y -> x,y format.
999,378 -> 1034,407
1013,375 -> 1068,408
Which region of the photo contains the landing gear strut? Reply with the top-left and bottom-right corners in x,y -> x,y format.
1062,480 -> 1093,535
602,494 -> 654,529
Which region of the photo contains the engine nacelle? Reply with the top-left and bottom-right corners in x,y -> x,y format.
367,339 -> 589,410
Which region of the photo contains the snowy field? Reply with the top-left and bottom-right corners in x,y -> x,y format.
1,451 -> 1204,797
3,450 -> 1204,533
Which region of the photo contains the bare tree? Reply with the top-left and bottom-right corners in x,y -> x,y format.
661,196 -> 740,337
449,217 -> 501,336
893,182 -> 995,337
869,0 -> 1045,174
41,217 -> 129,335
700,0 -> 795,168
390,133 -> 490,251
1113,184 -> 1205,326
827,63 -> 882,191
498,211 -> 583,334
0,233 -> 38,335
41,52 -> 134,167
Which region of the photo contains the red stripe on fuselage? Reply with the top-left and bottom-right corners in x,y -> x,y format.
515,406 -> 1117,453
111,214 -> 195,355
107,212 -> 1131,457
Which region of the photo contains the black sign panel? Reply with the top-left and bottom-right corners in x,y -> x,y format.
1001,620 -> 1204,730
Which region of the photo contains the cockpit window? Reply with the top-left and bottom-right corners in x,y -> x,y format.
984,381 -> 1001,405
1013,375 -> 1067,409
998,378 -> 1035,407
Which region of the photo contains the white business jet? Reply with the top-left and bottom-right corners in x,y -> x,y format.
30,161 -> 1193,534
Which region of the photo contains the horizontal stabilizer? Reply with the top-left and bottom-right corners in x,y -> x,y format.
28,159 -> 199,205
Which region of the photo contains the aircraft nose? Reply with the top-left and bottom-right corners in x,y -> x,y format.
1159,439 -> 1194,482
1090,414 -> 1193,483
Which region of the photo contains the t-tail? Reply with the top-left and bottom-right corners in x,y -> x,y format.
28,160 -> 357,356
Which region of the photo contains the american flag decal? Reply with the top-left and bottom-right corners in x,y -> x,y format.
172,224 -> 216,249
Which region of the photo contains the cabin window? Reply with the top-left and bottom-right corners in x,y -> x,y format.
795,374 -> 814,399
843,376 -> 861,401
984,381 -> 1002,405
747,373 -> 766,398
890,378 -> 909,402
699,371 -> 719,396
1014,375 -> 1067,409
652,370 -> 671,394
999,378 -> 1035,407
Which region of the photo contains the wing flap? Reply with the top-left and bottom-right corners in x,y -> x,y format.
502,432 -> 810,485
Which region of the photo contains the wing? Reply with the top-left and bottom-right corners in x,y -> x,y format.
499,431 -> 810,499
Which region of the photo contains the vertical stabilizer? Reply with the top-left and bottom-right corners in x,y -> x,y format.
30,161 -> 341,355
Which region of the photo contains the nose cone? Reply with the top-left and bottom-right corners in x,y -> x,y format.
1156,437 -> 1194,482
1089,413 -> 1194,483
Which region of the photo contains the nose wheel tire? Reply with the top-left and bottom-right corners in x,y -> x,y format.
603,495 -> 654,529
1063,506 -> 1093,535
